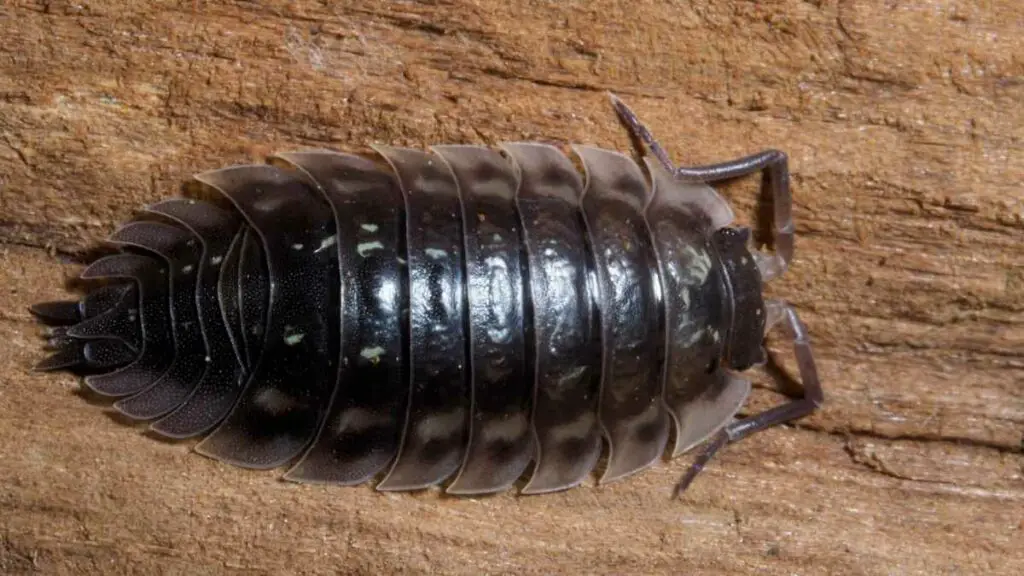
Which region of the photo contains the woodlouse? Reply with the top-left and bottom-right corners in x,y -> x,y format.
31,95 -> 823,496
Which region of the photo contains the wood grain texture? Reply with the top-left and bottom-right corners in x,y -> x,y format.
1,1 -> 1022,574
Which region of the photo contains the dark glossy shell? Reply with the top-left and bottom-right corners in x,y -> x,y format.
31,142 -> 755,495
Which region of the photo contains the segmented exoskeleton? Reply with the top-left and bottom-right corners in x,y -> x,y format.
32,95 -> 823,496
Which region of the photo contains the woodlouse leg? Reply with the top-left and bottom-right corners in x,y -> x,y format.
608,93 -> 795,280
672,300 -> 823,498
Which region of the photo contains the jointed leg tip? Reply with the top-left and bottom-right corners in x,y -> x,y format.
671,484 -> 685,500
672,473 -> 698,500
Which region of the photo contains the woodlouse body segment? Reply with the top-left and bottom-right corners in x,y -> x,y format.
373,145 -> 471,491
31,95 -> 824,496
433,145 -> 534,496
575,145 -> 672,483
276,150 -> 409,486
194,165 -> 342,470
503,142 -> 603,495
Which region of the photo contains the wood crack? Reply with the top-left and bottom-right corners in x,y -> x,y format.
803,424 -> 1024,456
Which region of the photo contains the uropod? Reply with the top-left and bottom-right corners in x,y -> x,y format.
31,94 -> 823,497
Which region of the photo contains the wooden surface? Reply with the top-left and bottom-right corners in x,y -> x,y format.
1,1 -> 1022,574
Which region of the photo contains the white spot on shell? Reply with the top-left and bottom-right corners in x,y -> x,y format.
492,233 -> 502,242
361,223 -> 379,232
425,248 -> 447,260
315,234 -> 337,254
357,241 -> 384,256
360,346 -> 386,364
292,243 -> 304,251
283,326 -> 305,346
181,265 -> 194,274
210,255 -> 223,265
